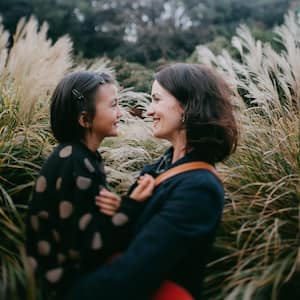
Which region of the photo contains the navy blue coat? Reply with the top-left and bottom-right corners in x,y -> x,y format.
67,149 -> 224,300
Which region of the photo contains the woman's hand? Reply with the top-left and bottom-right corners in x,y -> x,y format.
95,174 -> 155,215
130,174 -> 155,202
95,189 -> 121,216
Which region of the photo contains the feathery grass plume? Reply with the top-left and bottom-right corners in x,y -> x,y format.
0,17 -> 9,75
74,57 -> 116,77
0,16 -> 73,300
197,11 -> 300,300
2,16 -> 73,124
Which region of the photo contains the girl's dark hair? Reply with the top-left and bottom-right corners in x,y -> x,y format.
50,71 -> 116,143
155,63 -> 238,163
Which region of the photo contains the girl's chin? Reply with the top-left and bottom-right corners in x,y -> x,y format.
153,131 -> 164,139
103,130 -> 119,138
109,131 -> 118,137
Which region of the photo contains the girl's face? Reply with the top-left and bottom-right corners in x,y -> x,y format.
90,83 -> 122,140
147,80 -> 184,142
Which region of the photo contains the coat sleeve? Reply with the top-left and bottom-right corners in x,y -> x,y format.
66,174 -> 224,300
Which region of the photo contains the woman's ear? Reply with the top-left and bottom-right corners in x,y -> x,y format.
78,111 -> 91,128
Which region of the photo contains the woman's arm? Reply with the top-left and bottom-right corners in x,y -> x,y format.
67,173 -> 224,300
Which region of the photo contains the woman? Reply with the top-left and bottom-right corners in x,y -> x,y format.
25,71 -> 154,298
67,63 -> 238,300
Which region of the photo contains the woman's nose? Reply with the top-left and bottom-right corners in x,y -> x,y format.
117,106 -> 123,118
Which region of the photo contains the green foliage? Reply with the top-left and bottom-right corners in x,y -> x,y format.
110,56 -> 153,93
0,0 -> 294,64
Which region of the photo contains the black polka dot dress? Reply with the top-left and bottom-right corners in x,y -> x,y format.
25,142 -> 142,295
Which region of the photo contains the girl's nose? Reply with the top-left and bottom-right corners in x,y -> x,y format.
146,103 -> 154,116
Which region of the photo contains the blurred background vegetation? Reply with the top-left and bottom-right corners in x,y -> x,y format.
0,1 -> 299,300
1,0 -> 299,91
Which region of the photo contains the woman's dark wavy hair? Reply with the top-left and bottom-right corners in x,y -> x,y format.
155,63 -> 238,163
50,71 -> 116,143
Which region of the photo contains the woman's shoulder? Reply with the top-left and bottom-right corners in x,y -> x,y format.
184,167 -> 222,186
161,167 -> 224,202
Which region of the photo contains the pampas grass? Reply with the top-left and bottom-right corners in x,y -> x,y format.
2,9 -> 299,300
0,16 -> 162,299
0,16 -> 74,300
2,16 -> 73,123
197,11 -> 300,300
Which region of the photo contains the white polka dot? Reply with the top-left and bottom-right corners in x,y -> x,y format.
56,177 -> 62,190
59,201 -> 73,219
46,268 -> 63,283
52,230 -> 60,242
69,249 -> 80,260
37,240 -> 51,256
91,232 -> 102,250
112,212 -> 129,226
36,176 -> 47,193
27,256 -> 37,271
84,158 -> 95,173
38,211 -> 49,219
30,215 -> 39,231
79,213 -> 92,231
59,145 -> 72,158
57,253 -> 66,264
76,176 -> 92,190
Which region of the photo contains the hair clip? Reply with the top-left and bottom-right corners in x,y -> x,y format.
94,73 -> 105,85
72,89 -> 85,101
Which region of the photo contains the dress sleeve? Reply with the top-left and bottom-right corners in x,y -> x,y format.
66,174 -> 224,300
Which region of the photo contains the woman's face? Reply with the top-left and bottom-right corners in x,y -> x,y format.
90,83 -> 122,139
147,80 -> 184,141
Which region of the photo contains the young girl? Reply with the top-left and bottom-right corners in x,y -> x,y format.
25,71 -> 154,297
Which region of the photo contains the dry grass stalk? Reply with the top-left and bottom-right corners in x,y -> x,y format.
197,11 -> 300,300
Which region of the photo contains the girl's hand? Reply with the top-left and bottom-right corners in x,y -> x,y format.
130,174 -> 155,202
95,189 -> 121,216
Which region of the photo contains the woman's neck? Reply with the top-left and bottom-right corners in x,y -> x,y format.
170,131 -> 187,163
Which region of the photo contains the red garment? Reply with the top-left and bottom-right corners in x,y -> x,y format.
153,281 -> 194,300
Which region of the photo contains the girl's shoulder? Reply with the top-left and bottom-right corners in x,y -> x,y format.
40,142 -> 96,176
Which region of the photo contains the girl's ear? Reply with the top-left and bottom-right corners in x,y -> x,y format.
78,111 -> 91,128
